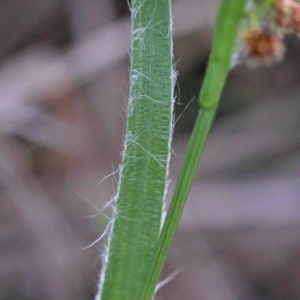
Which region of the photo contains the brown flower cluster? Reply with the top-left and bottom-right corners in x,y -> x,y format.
275,0 -> 300,34
239,0 -> 300,66
240,27 -> 285,65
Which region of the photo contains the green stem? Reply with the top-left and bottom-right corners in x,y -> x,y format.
96,0 -> 173,299
140,1 -> 246,299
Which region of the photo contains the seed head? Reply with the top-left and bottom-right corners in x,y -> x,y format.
239,27 -> 285,66
274,0 -> 300,34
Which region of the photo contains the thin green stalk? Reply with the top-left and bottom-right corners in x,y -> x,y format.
96,0 -> 173,299
140,1 -> 246,299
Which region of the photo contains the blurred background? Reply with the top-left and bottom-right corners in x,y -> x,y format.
1,0 -> 300,299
